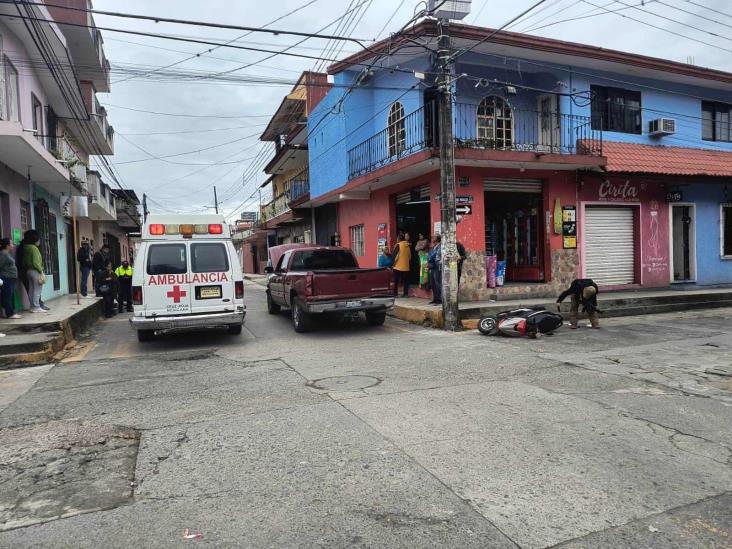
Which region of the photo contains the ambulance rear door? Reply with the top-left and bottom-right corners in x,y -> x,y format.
189,240 -> 235,315
143,242 -> 192,316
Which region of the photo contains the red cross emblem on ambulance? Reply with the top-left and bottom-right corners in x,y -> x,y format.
167,285 -> 187,303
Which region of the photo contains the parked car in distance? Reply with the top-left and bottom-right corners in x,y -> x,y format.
265,245 -> 395,332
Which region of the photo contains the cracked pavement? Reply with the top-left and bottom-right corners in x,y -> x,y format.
0,283 -> 730,548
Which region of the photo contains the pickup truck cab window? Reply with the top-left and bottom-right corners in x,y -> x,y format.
291,249 -> 358,270
276,251 -> 292,272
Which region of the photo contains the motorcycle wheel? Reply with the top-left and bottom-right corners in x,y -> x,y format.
477,316 -> 498,335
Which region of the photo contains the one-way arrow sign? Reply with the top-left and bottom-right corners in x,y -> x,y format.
456,205 -> 472,215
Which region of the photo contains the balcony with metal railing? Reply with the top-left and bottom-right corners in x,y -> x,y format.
289,169 -> 310,203
260,191 -> 291,224
347,102 -> 603,180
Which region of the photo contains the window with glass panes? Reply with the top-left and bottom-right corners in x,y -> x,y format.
477,96 -> 514,148
702,102 -> 731,143
387,102 -> 406,157
591,86 -> 642,134
722,204 -> 732,258
350,224 -> 365,257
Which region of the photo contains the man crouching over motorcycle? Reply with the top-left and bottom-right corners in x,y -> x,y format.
556,278 -> 602,329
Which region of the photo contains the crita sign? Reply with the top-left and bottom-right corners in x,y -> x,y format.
598,179 -> 639,202
147,273 -> 229,285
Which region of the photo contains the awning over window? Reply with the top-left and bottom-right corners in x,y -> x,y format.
602,141 -> 732,177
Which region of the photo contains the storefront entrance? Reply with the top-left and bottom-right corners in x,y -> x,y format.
395,185 -> 431,285
671,204 -> 696,282
484,180 -> 544,282
584,206 -> 636,285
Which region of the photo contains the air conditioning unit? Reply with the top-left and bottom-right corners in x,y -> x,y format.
649,118 -> 676,136
428,0 -> 472,20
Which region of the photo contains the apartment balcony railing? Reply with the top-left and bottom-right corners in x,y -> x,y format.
347,103 -> 602,180
289,170 -> 310,202
92,101 -> 115,151
261,191 -> 291,222
348,104 -> 434,180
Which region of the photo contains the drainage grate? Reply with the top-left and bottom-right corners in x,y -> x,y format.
307,375 -> 381,392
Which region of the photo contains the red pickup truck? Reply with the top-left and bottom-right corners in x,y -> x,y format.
265,245 -> 395,332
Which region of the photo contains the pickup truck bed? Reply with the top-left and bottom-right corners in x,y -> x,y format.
266,246 -> 395,332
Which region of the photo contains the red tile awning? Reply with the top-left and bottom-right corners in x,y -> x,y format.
602,141 -> 732,177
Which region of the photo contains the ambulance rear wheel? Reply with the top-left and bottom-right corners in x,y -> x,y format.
137,329 -> 155,342
227,324 -> 242,335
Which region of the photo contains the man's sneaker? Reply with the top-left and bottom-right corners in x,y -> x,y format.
40,305 -> 51,311
8,314 -> 22,319
30,307 -> 48,313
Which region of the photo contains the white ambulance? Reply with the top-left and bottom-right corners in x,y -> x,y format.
130,214 -> 245,342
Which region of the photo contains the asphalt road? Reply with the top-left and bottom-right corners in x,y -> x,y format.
0,281 -> 731,548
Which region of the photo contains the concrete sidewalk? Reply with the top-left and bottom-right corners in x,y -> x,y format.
392,286 -> 732,328
0,295 -> 103,367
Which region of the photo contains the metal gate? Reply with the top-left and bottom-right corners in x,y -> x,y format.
584,206 -> 635,285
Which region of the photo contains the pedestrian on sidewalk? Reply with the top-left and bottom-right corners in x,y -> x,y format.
77,241 -> 93,297
415,232 -> 430,289
98,261 -> 119,318
556,278 -> 601,329
428,234 -> 442,305
92,244 -> 110,297
22,232 -> 48,313
0,238 -> 21,319
378,245 -> 394,269
392,232 -> 412,298
114,259 -> 133,313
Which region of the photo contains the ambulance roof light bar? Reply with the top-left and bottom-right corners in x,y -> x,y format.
148,223 -> 224,237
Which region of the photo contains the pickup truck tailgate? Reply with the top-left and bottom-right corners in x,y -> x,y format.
311,269 -> 391,299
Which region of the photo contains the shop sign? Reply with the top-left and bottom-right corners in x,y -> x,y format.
434,194 -> 474,204
456,205 -> 472,215
12,228 -> 22,245
433,221 -> 442,235
598,179 -> 639,202
562,205 -> 577,249
665,191 -> 683,203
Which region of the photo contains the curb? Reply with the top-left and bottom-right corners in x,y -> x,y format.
0,300 -> 103,368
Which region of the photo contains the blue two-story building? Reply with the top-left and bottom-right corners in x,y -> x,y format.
307,21 -> 732,300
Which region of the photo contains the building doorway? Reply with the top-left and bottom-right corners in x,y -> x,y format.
671,204 -> 696,282
484,179 -> 544,282
395,185 -> 431,285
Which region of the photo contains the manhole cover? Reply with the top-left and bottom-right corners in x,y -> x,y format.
307,375 -> 381,392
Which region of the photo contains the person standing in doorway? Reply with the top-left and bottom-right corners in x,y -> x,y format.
114,259 -> 133,313
428,234 -> 442,305
92,244 -> 110,297
392,232 -> 412,298
22,232 -> 48,313
77,241 -> 93,298
0,238 -> 21,319
556,278 -> 601,329
378,245 -> 394,269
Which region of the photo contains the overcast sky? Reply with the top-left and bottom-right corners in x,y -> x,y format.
92,0 -> 732,220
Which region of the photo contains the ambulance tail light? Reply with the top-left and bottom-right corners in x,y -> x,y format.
235,281 -> 244,299
208,224 -> 223,234
149,224 -> 165,235
132,286 -> 143,305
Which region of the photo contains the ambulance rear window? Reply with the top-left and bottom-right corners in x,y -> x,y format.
147,244 -> 187,275
191,243 -> 229,273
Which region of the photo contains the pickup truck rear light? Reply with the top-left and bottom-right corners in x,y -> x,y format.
305,274 -> 314,297
132,286 -> 143,305
235,281 -> 244,299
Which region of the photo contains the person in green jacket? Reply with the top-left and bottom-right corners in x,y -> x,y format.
22,231 -> 48,313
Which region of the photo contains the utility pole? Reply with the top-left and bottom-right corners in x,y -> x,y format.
213,186 -> 219,214
437,18 -> 460,331
142,193 -> 149,222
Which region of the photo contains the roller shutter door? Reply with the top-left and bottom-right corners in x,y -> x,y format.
395,185 -> 430,204
484,179 -> 542,193
584,206 -> 635,285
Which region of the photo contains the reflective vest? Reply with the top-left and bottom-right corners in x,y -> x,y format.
114,265 -> 133,278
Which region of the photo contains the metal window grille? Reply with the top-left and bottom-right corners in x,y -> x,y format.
477,96 -> 514,149
387,102 -> 406,157
350,224 -> 365,257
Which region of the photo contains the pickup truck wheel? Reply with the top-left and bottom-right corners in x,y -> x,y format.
292,300 -> 313,333
227,324 -> 243,335
137,329 -> 155,342
365,311 -> 386,327
266,292 -> 281,315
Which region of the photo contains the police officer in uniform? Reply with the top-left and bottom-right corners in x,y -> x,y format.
114,259 -> 134,313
